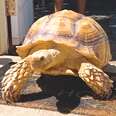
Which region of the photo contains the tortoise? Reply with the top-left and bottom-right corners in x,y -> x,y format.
1,10 -> 113,103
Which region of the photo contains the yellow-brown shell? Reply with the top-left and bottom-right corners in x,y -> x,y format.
16,10 -> 112,68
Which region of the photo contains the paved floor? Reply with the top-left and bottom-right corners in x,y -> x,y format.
0,104 -> 82,116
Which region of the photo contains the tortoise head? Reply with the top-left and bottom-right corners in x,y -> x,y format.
30,49 -> 61,72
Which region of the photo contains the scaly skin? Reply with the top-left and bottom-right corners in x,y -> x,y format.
78,63 -> 113,99
1,58 -> 33,103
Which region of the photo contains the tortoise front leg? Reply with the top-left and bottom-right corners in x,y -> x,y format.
1,57 -> 33,103
78,63 -> 113,99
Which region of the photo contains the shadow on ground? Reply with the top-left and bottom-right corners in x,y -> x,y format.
0,62 -> 16,80
19,75 -> 92,113
0,58 -> 12,66
19,74 -> 116,114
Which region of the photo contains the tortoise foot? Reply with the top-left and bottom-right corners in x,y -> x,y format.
78,63 -> 113,99
1,59 -> 33,103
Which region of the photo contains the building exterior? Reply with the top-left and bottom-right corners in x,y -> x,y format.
0,0 -> 33,54
0,0 -> 8,54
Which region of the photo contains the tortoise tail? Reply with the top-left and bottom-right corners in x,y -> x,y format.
1,59 -> 33,103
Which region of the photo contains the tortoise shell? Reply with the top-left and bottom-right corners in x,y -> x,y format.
16,10 -> 111,68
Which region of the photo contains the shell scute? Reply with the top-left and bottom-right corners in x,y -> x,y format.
16,10 -> 111,67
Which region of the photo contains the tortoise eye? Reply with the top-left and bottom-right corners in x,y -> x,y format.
40,56 -> 45,61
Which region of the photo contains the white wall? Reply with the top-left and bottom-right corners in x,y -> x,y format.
11,0 -> 34,45
0,0 -> 8,54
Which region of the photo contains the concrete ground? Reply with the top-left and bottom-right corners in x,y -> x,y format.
0,104 -> 82,116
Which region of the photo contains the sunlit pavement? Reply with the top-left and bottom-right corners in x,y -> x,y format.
0,104 -> 83,116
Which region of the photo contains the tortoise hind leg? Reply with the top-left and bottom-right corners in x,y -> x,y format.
78,63 -> 113,99
1,58 -> 33,103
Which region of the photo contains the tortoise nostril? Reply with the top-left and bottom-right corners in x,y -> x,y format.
40,56 -> 45,61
